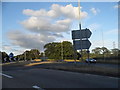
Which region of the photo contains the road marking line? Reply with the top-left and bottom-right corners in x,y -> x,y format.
84,73 -> 119,79
33,85 -> 44,90
0,73 -> 13,78
109,77 -> 119,79
32,85 -> 40,89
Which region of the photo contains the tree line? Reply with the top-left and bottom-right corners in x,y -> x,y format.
1,41 -> 119,63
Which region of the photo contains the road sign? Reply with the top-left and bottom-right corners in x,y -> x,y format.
72,29 -> 92,39
73,40 -> 91,49
9,52 -> 14,58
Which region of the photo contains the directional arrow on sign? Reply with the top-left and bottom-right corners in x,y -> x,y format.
72,29 -> 92,39
9,52 -> 14,58
73,40 -> 91,50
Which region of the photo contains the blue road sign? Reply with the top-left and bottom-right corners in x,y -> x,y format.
9,53 -> 14,58
73,40 -> 91,50
72,29 -> 92,39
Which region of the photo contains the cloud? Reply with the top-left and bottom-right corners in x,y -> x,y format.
7,4 -> 89,54
2,45 -> 12,51
23,9 -> 47,17
87,23 -> 100,31
2,43 -> 23,55
90,8 -> 100,15
114,5 -> 120,9
21,4 -> 88,34
90,39 -> 118,51
105,29 -> 118,35
7,30 -> 63,51
21,17 -> 72,33
23,4 -> 88,19
51,33 -> 64,38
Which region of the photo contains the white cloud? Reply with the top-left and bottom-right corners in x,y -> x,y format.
87,23 -> 100,31
21,4 -> 88,35
23,4 -> 88,19
2,45 -> 12,51
90,39 -> 118,51
90,8 -> 100,15
7,4 -> 89,54
21,17 -> 72,33
114,5 -> 120,9
23,9 -> 48,17
7,30 -> 64,51
2,43 -> 24,55
105,29 -> 118,35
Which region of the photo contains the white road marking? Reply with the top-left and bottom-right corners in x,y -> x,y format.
33,85 -> 44,90
0,73 -> 13,78
84,73 -> 119,79
109,76 -> 119,79
32,85 -> 40,89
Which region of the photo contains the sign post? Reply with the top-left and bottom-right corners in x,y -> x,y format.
9,52 -> 14,61
72,0 -> 92,62
72,28 -> 92,61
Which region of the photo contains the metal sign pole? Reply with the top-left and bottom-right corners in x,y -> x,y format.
78,0 -> 83,61
86,28 -> 89,61
24,51 -> 26,61
73,44 -> 77,64
61,41 -> 63,60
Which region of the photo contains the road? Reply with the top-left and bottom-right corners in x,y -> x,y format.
1,61 -> 119,89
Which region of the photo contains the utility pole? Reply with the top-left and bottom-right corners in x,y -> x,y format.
24,51 -> 26,61
61,41 -> 63,60
101,29 -> 105,61
78,0 -> 83,61
113,41 -> 116,49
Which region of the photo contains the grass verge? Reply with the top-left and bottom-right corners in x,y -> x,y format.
38,62 -> 119,78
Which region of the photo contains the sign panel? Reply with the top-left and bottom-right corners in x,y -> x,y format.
72,29 -> 92,39
9,52 -> 14,58
73,40 -> 91,50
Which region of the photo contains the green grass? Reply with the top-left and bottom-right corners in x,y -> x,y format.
39,62 -> 119,77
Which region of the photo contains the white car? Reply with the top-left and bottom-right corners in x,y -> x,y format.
85,59 -> 96,63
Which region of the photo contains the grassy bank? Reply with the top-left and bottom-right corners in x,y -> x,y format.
2,60 -> 119,78
38,62 -> 119,78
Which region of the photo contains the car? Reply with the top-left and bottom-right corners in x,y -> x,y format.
85,58 -> 96,63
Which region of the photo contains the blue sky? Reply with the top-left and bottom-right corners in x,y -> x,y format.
1,2 -> 119,55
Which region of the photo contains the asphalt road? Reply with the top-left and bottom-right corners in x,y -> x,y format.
1,62 -> 119,89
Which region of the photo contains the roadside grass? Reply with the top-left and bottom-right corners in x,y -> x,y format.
25,61 -> 53,66
34,59 -> 42,62
38,62 -> 119,77
64,59 -> 81,62
2,59 -> 119,77
96,59 -> 119,64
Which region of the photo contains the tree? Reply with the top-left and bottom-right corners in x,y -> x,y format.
0,51 -> 2,62
62,41 -> 74,59
44,42 -> 61,59
30,49 -> 40,59
92,47 -> 102,57
92,47 -> 111,58
111,48 -> 119,56
23,49 -> 40,60
1,52 -> 9,62
44,41 -> 74,60
101,47 -> 111,57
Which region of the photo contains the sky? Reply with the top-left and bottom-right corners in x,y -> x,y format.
1,1 -> 119,55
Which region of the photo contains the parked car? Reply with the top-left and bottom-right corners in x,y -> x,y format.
85,58 -> 96,63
